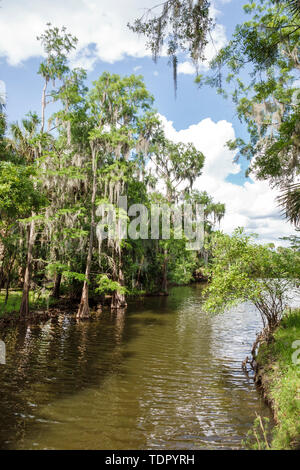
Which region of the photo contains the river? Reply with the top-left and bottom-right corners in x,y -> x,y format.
0,284 -> 272,449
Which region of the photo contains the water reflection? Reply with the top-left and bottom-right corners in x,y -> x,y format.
0,285 -> 272,449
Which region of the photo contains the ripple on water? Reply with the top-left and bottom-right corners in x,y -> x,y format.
0,285 -> 273,450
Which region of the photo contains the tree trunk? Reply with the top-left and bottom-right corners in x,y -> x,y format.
111,264 -> 127,310
4,275 -> 10,305
66,100 -> 71,146
0,248 -> 6,289
161,248 -> 168,293
136,255 -> 144,289
77,280 -> 90,318
161,190 -> 172,294
77,148 -> 97,319
52,272 -> 62,299
111,290 -> 127,309
20,219 -> 35,317
4,257 -> 14,305
111,245 -> 127,310
41,79 -> 48,134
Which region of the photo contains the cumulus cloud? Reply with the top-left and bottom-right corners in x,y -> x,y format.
0,0 -> 228,73
177,61 -> 197,75
159,114 -> 297,245
159,114 -> 240,181
0,0 -> 154,68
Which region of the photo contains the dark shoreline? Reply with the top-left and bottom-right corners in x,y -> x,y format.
0,279 -> 209,328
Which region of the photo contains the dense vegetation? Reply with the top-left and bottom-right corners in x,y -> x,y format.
252,310 -> 300,449
131,0 -> 300,226
0,0 -> 299,452
203,0 -> 300,226
0,25 -> 225,319
130,0 -> 300,450
203,229 -> 300,330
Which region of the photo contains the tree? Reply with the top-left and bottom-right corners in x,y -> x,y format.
0,23 -> 228,318
150,134 -> 205,292
128,0 -> 212,94
278,183 -> 300,226
76,73 -> 156,316
37,24 -> 77,133
0,162 -> 45,304
276,0 -> 300,18
129,1 -> 299,224
151,136 -> 205,203
17,25 -> 78,316
204,228 -> 300,332
198,0 -> 300,227
185,190 -> 225,267
7,114 -> 43,316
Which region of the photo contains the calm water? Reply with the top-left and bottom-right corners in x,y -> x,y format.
0,284 -> 272,450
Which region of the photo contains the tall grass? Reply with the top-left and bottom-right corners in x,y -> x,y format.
0,289 -> 54,318
257,309 -> 300,449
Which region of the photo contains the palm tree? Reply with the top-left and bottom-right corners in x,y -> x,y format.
9,114 -> 40,316
278,182 -> 300,228
0,80 -> 6,113
9,113 -> 40,161
185,190 -> 226,267
286,0 -> 300,17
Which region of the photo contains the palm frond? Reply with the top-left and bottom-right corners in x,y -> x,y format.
278,182 -> 300,228
276,0 -> 300,17
286,0 -> 300,17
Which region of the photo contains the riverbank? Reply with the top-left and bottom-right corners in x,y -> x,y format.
255,309 -> 300,450
0,278 -> 207,326
0,290 -> 78,326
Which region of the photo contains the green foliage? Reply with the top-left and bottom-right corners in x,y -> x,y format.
0,289 -> 57,317
151,137 -> 205,201
0,24 -> 225,315
278,183 -> 300,226
168,242 -> 197,285
199,0 -> 300,226
95,275 -> 126,295
256,310 -> 300,449
0,291 -> 22,317
204,228 -> 300,329
37,23 -> 77,83
62,271 -> 87,282
243,414 -> 272,450
128,0 -> 212,93
0,162 -> 45,219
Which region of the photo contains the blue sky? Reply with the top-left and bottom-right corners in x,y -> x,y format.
0,0 -> 297,244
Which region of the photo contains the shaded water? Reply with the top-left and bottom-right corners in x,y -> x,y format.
0,284 -> 272,450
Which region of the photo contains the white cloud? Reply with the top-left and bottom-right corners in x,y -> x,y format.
0,0 -> 228,73
133,65 -> 142,72
178,61 -> 196,75
159,114 -> 240,181
159,114 -> 297,245
0,0 -> 154,67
